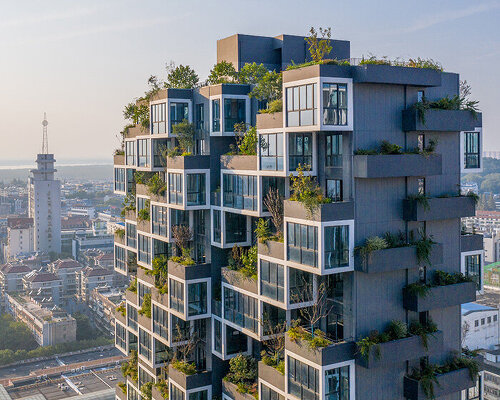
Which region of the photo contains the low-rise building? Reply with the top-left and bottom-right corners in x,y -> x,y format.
485,233 -> 500,263
483,349 -> 500,399
89,286 -> 123,335
4,217 -> 34,261
23,271 -> 62,306
462,302 -> 499,350
95,253 -> 114,270
0,263 -> 31,293
465,210 -> 500,234
78,267 -> 115,303
48,259 -> 83,304
72,234 -> 114,262
5,293 -> 76,346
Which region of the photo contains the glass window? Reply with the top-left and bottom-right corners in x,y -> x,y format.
287,356 -> 319,400
115,323 -> 127,350
188,282 -> 207,316
152,305 -> 168,340
152,205 -> 167,237
138,139 -> 150,167
126,223 -> 136,248
464,131 -> 480,169
289,268 -> 313,304
126,141 -> 136,166
214,319 -> 222,352
289,132 -> 312,171
169,279 -> 184,313
260,260 -> 284,302
287,84 -> 316,127
325,366 -> 350,400
169,173 -> 183,205
262,302 -> 286,335
153,138 -> 168,167
260,133 -> 283,171
213,210 -> 221,243
223,174 -> 257,211
225,212 -> 247,244
138,328 -> 152,361
170,383 -> 185,400
326,179 -> 342,202
151,103 -> 166,134
138,234 -> 151,265
323,83 -> 348,126
187,174 -> 206,206
261,384 -> 285,400
262,177 -> 285,212
223,287 -> 258,332
325,134 -> 342,167
171,315 -> 190,342
465,254 -> 481,291
287,222 -> 318,267
115,245 -> 126,272
224,98 -> 246,132
189,391 -> 207,400
127,304 -> 138,331
324,225 -> 350,269
417,90 -> 425,103
226,325 -> 247,355
212,99 -> 220,132
170,102 -> 189,130
196,103 -> 205,130
138,282 -> 151,307
114,168 -> 125,192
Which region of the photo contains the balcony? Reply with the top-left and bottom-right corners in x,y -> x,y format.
115,309 -> 127,326
114,154 -> 125,166
126,290 -> 138,307
355,244 -> 443,274
137,267 -> 155,286
116,385 -> 126,400
115,232 -> 126,246
352,64 -> 442,86
258,361 -> 284,392
168,260 -> 211,281
124,209 -> 136,222
137,219 -> 150,234
221,155 -> 258,171
258,240 -> 284,260
221,267 -> 258,295
223,380 -> 256,400
353,154 -> 442,178
136,184 -> 149,196
461,233 -> 483,252
256,112 -> 283,130
356,331 -> 443,369
404,367 -> 477,400
402,196 -> 475,221
402,109 -> 482,132
403,281 -> 476,312
152,287 -> 168,306
125,125 -> 147,138
168,364 -> 212,390
284,200 -> 354,222
166,155 -> 210,170
138,312 -> 151,331
151,385 -> 164,400
285,334 -> 355,366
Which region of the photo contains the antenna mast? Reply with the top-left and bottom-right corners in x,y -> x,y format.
42,113 -> 49,154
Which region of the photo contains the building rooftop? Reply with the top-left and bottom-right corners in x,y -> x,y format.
0,264 -> 31,274
51,259 -> 82,270
7,217 -> 33,229
24,272 -> 60,283
461,302 -> 497,315
82,267 -> 114,277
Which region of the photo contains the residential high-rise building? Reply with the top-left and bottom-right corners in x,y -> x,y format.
28,115 -> 61,254
113,33 -> 484,400
4,217 -> 34,261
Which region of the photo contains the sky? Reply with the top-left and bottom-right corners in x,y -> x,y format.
0,0 -> 499,162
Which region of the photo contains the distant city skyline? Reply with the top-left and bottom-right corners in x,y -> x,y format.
0,0 -> 498,161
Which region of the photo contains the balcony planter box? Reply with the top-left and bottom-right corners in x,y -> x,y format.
115,232 -> 125,246
138,313 -> 151,330
357,331 -> 443,369
352,64 -> 441,87
166,155 -> 210,170
168,261 -> 211,281
355,244 -> 443,274
168,365 -> 212,390
282,64 -> 352,84
404,368 -> 476,400
115,309 -> 127,326
125,125 -> 146,138
137,267 -> 155,286
126,290 -> 138,306
221,155 -> 258,171
221,267 -> 258,294
285,335 -> 355,366
284,200 -> 354,222
403,281 -> 476,312
461,234 -> 483,253
137,219 -> 151,234
353,154 -> 442,178
258,240 -> 284,260
403,196 -> 475,221
223,380 -> 256,400
256,112 -> 283,130
402,109 -> 482,132
136,184 -> 149,196
151,386 -> 163,400
116,385 -> 127,400
258,361 -> 284,392
152,287 -> 168,305
124,209 -> 136,222
114,154 -> 125,166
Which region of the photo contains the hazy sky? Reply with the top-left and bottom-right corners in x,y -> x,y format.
0,0 -> 499,162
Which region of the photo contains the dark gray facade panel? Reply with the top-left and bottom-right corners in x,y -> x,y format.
258,361 -> 285,392
402,109 -> 482,132
353,154 -> 442,178
166,155 -> 211,170
220,155 -> 258,171
168,261 -> 212,280
352,65 -> 441,86
460,233 -> 483,253
256,112 -> 283,130
403,197 -> 476,221
221,267 -> 258,294
168,365 -> 213,390
283,199 -> 354,222
285,335 -> 355,366
257,240 -> 284,260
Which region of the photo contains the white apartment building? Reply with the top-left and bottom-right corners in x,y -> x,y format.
465,211 -> 500,235
28,153 -> 61,254
23,270 -> 63,306
462,302 -> 499,350
0,263 -> 31,293
4,217 -> 34,261
49,259 -> 83,304
78,267 -> 115,303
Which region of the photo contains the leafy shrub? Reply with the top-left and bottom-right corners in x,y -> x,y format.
172,360 -> 197,375
138,293 -> 151,318
259,99 -> 283,114
356,236 -> 388,260
147,174 -> 167,196
115,228 -> 125,238
289,164 -> 331,217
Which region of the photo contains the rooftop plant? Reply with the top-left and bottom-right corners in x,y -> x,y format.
259,98 -> 283,114
116,302 -> 126,317
263,188 -> 284,241
224,355 -> 258,398
115,228 -> 125,238
140,382 -> 152,400
165,62 -> 199,89
171,359 -> 197,375
207,60 -> 238,84
121,193 -> 136,218
137,200 -> 150,221
138,293 -> 151,318
228,245 -> 257,280
229,123 -> 258,156
147,174 -> 167,196
354,139 -> 438,156
121,350 -> 138,382
154,380 -> 169,399
171,225 -> 195,266
289,164 -> 331,217
128,277 -> 137,293
359,55 -> 443,71
405,270 -> 473,298
287,323 -> 330,350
